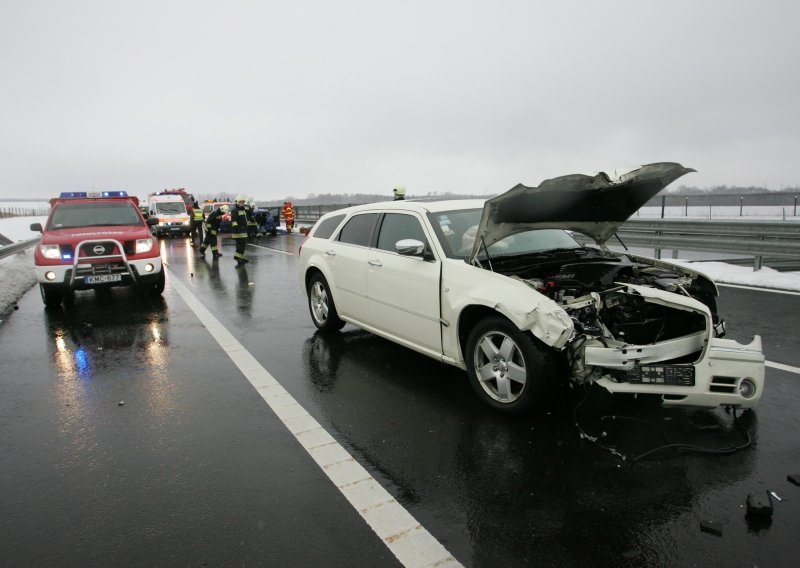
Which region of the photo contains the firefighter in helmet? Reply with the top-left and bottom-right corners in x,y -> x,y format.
393,185 -> 406,200
198,204 -> 229,259
282,201 -> 296,232
231,196 -> 250,266
246,200 -> 257,240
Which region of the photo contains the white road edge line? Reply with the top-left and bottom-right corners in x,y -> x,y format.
247,242 -> 294,255
766,361 -> 800,375
167,269 -> 461,568
717,283 -> 800,296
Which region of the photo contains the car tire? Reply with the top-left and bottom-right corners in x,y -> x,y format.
137,269 -> 165,298
308,273 -> 345,332
465,315 -> 556,415
40,284 -> 62,307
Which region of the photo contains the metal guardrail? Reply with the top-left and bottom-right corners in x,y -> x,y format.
4,213 -> 798,270
617,218 -> 800,270
0,237 -> 39,260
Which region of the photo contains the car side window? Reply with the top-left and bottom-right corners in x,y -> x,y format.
312,214 -> 345,239
376,213 -> 428,252
337,213 -> 379,246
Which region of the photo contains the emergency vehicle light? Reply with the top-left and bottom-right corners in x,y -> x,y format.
101,191 -> 128,197
59,192 -> 88,198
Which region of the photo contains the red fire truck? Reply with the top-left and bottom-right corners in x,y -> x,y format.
30,191 -> 164,306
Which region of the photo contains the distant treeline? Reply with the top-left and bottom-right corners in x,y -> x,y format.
8,184 -> 799,207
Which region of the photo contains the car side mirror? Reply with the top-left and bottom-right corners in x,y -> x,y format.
30,223 -> 43,233
395,239 -> 434,260
147,217 -> 159,226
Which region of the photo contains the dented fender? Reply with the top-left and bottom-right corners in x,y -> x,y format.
442,262 -> 574,354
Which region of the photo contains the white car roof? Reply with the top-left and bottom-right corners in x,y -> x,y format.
331,199 -> 487,216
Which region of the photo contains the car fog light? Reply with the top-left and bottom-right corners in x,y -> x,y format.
738,378 -> 757,399
144,263 -> 154,273
45,271 -> 56,281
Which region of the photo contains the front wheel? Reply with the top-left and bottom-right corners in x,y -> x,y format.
137,269 -> 165,298
308,273 -> 345,332
40,284 -> 63,307
465,316 -> 556,415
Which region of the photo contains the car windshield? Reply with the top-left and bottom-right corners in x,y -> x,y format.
48,202 -> 143,230
155,201 -> 186,214
429,208 -> 582,260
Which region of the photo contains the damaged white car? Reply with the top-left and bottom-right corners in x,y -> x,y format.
298,163 -> 765,414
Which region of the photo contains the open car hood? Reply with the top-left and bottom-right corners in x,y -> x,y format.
469,162 -> 695,263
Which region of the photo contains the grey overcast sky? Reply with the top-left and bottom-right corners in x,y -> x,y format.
1,0 -> 798,201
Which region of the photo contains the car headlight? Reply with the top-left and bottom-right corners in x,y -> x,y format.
135,238 -> 155,254
40,244 -> 61,259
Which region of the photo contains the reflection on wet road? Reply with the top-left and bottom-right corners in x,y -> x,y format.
1,234 -> 798,567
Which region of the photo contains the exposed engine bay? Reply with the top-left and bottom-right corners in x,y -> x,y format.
502,247 -> 722,385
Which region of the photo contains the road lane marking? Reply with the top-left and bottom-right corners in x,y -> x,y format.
718,283 -> 800,296
247,242 -> 294,255
766,361 -> 800,375
167,269 -> 461,568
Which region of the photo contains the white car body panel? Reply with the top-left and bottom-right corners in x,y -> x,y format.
366,247 -> 442,353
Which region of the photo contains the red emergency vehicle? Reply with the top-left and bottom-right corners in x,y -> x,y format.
30,191 -> 165,306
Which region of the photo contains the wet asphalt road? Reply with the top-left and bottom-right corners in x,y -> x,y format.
1,234 -> 799,567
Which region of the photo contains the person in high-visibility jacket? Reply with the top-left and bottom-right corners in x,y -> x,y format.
198,204 -> 228,259
190,200 -> 204,246
282,201 -> 296,232
231,196 -> 250,267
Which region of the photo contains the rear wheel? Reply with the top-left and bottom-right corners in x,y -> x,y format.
465,316 -> 556,415
308,273 -> 345,332
40,284 -> 63,307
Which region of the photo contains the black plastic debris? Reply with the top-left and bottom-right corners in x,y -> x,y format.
746,492 -> 773,518
788,474 -> 800,487
700,520 -> 723,537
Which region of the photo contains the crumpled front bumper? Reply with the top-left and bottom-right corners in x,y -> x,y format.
591,335 -> 765,408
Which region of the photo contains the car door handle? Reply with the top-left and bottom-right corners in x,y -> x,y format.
325,249 -> 336,256
368,259 -> 382,267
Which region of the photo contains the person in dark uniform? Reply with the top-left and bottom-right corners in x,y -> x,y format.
198,204 -> 229,259
231,196 -> 250,267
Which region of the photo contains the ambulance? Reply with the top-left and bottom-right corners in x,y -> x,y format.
148,193 -> 191,237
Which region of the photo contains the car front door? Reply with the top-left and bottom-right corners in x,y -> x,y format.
366,213 -> 442,356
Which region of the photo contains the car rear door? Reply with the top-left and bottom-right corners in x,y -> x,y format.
365,212 -> 442,356
327,213 -> 379,324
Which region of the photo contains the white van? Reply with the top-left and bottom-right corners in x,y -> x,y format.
148,194 -> 191,237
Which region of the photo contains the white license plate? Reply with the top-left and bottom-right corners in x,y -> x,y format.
84,274 -> 123,284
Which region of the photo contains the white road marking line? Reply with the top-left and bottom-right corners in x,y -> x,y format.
167,269 -> 461,568
247,242 -> 293,255
718,283 -> 800,296
766,361 -> 800,375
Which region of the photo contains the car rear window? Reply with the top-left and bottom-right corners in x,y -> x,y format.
48,202 -> 143,230
312,214 -> 345,239
337,213 -> 379,247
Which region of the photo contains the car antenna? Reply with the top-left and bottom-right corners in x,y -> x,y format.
614,233 -> 629,251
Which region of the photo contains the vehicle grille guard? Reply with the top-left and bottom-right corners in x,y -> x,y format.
68,238 -> 138,287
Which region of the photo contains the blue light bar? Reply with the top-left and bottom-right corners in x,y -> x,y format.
101,190 -> 128,197
59,192 -> 88,198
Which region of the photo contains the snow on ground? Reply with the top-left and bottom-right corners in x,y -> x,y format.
0,214 -> 798,322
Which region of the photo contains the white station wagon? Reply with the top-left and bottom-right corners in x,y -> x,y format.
298,163 -> 765,414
